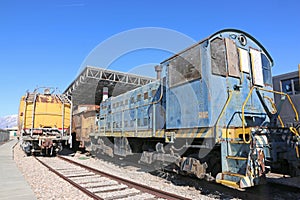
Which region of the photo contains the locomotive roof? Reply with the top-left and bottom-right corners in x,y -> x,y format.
161,29 -> 273,67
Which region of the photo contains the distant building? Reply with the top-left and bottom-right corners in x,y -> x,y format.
5,127 -> 18,139
273,68 -> 300,125
0,129 -> 10,142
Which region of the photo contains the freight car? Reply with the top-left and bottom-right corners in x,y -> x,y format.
72,104 -> 99,151
90,29 -> 300,190
18,87 -> 72,156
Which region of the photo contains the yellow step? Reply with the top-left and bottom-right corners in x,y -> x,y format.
226,156 -> 247,160
216,179 -> 239,188
229,140 -> 246,144
222,171 -> 246,178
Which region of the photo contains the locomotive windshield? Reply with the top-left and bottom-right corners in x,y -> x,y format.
168,44 -> 201,87
261,53 -> 272,85
209,33 -> 273,87
211,37 -> 227,77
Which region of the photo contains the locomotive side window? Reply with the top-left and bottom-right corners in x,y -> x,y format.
225,38 -> 240,78
238,48 -> 250,73
261,54 -> 272,86
143,118 -> 148,126
144,92 -> 148,100
130,97 -> 135,104
250,48 -> 264,87
211,38 -> 227,76
137,94 -> 142,101
294,78 -> 300,94
168,45 -> 201,87
137,119 -> 141,126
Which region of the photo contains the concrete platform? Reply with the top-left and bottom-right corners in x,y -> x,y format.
0,140 -> 36,200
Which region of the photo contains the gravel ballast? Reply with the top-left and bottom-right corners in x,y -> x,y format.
14,144 -> 213,199
14,145 -> 93,200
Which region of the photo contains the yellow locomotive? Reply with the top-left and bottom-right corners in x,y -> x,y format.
18,87 -> 72,156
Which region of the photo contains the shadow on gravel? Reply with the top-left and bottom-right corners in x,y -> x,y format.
58,148 -> 76,156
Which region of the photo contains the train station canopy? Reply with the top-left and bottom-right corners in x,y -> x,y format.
64,66 -> 155,106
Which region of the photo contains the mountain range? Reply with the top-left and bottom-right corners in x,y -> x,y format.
0,114 -> 18,129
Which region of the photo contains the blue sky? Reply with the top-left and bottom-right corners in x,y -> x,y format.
0,0 -> 299,117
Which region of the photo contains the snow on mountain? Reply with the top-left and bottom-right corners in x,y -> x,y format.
0,114 -> 18,129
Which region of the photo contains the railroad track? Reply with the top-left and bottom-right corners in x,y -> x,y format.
76,152 -> 300,199
34,155 -> 190,200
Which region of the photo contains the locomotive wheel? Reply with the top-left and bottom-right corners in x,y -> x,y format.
200,149 -> 221,177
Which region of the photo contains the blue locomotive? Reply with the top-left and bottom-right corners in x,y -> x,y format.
91,29 -> 300,189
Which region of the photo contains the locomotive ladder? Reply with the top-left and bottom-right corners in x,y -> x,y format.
216,128 -> 255,190
214,90 -> 252,189
216,86 -> 299,189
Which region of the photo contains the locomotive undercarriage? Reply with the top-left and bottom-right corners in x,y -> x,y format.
20,129 -> 68,156
90,135 -> 221,181
89,125 -> 300,190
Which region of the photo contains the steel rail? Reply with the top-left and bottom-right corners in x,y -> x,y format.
34,156 -> 103,200
57,155 -> 190,200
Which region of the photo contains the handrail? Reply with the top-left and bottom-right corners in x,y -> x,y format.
31,93 -> 38,137
55,94 -> 65,136
257,87 -> 298,121
22,93 -> 29,136
214,90 -> 234,139
263,96 -> 284,127
241,87 -> 255,144
290,127 -> 299,137
242,86 -> 299,143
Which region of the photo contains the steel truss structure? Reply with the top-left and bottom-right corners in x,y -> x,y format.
64,66 -> 155,105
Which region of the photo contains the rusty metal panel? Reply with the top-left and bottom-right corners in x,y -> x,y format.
211,38 -> 226,76
225,38 -> 240,78
72,105 -> 99,142
169,44 -> 201,87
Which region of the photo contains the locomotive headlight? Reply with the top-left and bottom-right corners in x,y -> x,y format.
238,34 -> 247,46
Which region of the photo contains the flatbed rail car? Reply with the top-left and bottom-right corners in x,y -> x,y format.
18,88 -> 72,156
90,29 -> 300,190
